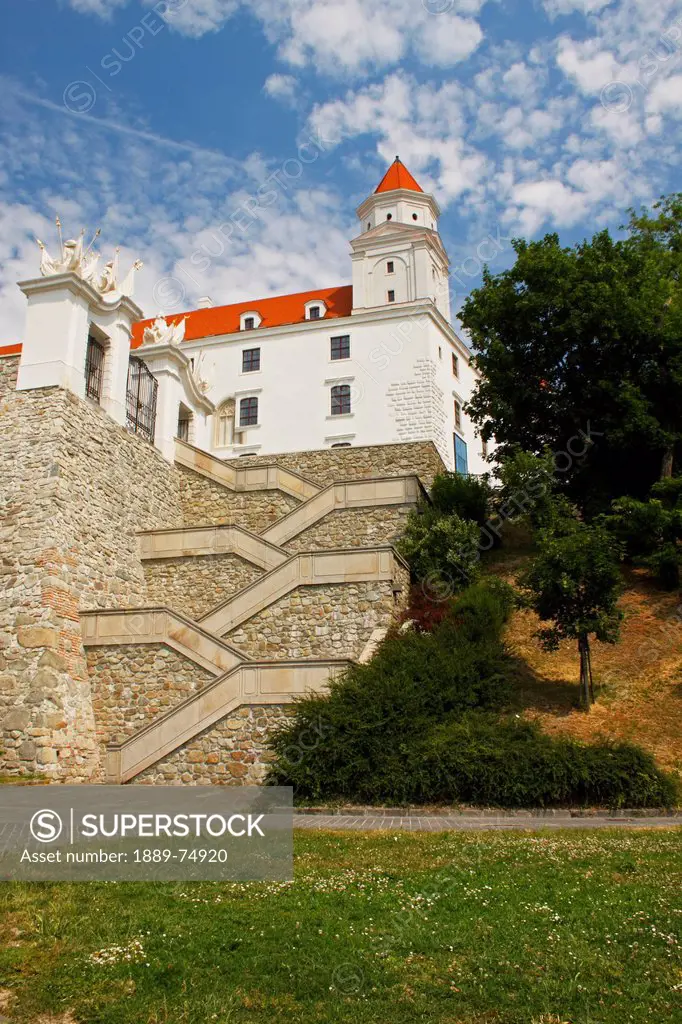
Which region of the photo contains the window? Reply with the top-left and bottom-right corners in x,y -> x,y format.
387,290 -> 395,303
243,317 -> 255,330
454,435 -> 468,475
239,396 -> 258,427
85,335 -> 105,404
367,222 -> 371,230
309,306 -> 321,320
452,353 -> 459,377
330,335 -> 350,360
387,261 -> 394,274
242,347 -> 260,373
481,438 -> 488,459
438,347 -> 442,359
412,213 -> 418,221
454,400 -> 462,429
126,357 -> 157,444
331,384 -> 351,416
331,442 -> 351,448
386,213 -> 392,220
215,399 -> 235,447
177,407 -> 191,442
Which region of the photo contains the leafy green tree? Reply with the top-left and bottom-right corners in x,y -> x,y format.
461,194 -> 682,510
520,523 -> 624,709
497,447 -> 577,532
397,505 -> 482,596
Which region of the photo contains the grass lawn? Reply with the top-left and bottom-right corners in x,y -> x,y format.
0,828 -> 680,1023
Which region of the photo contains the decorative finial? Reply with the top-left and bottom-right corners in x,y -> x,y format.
395,155 -> 400,162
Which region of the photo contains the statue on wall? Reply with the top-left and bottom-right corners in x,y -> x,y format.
35,218 -> 143,301
141,314 -> 187,348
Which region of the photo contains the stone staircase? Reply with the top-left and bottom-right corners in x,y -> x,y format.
81,442 -> 421,784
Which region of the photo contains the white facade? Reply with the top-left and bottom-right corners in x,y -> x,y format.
10,160 -> 489,475
175,161 -> 488,475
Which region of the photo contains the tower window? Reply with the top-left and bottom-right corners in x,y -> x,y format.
239,396 -> 258,427
454,400 -> 462,429
330,335 -> 350,360
309,306 -> 321,320
452,353 -> 459,377
243,317 -> 255,330
367,222 -> 371,230
386,213 -> 392,221
242,348 -> 260,373
331,384 -> 351,416
386,261 -> 394,274
412,213 -> 418,221
387,290 -> 395,303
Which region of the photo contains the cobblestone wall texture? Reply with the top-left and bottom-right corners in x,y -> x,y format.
134,704 -> 294,785
224,441 -> 444,490
285,506 -> 412,553
87,643 -> 214,761
178,465 -> 299,532
0,376 -> 182,780
226,564 -> 410,661
143,554 -> 264,620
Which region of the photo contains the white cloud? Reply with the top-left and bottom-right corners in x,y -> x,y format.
413,14 -> 483,67
263,74 -> 298,104
647,73 -> 682,115
556,37 -> 623,94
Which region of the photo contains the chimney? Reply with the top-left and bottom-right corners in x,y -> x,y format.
197,296 -> 213,309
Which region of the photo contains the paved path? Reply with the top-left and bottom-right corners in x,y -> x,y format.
293,813 -> 682,832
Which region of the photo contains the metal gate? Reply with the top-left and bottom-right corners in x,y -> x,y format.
126,357 -> 158,443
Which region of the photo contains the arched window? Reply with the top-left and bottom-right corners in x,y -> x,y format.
214,398 -> 235,448
331,384 -> 351,416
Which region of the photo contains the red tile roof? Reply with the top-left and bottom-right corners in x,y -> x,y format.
375,157 -> 423,195
131,284 -> 353,347
0,343 -> 22,356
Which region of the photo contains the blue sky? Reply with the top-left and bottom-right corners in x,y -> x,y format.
0,0 -> 680,341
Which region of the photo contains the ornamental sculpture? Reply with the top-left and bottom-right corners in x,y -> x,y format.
35,217 -> 143,301
141,315 -> 187,348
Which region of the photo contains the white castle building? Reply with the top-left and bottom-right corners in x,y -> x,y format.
3,158 -> 486,475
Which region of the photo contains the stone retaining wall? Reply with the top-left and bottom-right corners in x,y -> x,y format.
178,466 -> 299,533
143,554 -> 264,621
0,354 -> 19,395
134,704 -> 294,785
87,644 -> 214,764
226,566 -> 410,661
284,505 -> 412,553
0,383 -> 183,780
225,441 -> 444,490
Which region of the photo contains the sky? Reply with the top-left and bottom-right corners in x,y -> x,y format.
0,0 -> 680,343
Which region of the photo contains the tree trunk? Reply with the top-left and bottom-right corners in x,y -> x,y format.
660,445 -> 674,480
578,633 -> 592,710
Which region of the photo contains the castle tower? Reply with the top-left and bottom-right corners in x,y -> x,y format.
351,157 -> 450,321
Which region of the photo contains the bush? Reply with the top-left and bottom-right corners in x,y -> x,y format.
601,493 -> 681,588
412,716 -> 678,808
650,475 -> 682,510
430,472 -> 493,527
397,505 -> 482,594
644,542 -> 681,590
267,580 -> 515,802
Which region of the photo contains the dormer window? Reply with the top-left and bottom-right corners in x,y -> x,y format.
240,311 -> 262,331
305,299 -> 327,320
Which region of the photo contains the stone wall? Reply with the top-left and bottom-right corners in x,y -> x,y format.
86,643 -> 214,763
387,360 -> 449,471
0,354 -> 19,396
143,554 -> 264,621
178,465 -> 299,533
285,506 -> 412,554
134,704 -> 294,785
224,441 -> 445,490
0,382 -> 183,780
226,566 -> 410,661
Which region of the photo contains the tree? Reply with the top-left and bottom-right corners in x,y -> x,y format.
397,505 -> 482,597
520,523 -> 624,709
461,194 -> 682,511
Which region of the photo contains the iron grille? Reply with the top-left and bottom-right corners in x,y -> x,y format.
85,336 -> 105,403
126,357 -> 158,444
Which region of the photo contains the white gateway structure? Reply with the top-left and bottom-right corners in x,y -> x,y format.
4,158 -> 486,475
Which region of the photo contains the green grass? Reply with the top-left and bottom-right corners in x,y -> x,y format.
1,829 -> 681,1023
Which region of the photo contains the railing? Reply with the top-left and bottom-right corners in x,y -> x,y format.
85,336 -> 105,403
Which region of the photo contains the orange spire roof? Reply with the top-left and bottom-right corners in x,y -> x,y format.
374,157 -> 423,194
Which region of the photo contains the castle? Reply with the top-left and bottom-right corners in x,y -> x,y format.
0,160 -> 486,784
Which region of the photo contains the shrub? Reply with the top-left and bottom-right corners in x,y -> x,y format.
267,580 -> 515,802
644,542 -> 681,590
397,505 -> 482,595
650,475 -> 682,510
412,716 -> 678,808
604,496 -> 673,558
430,472 -> 493,527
